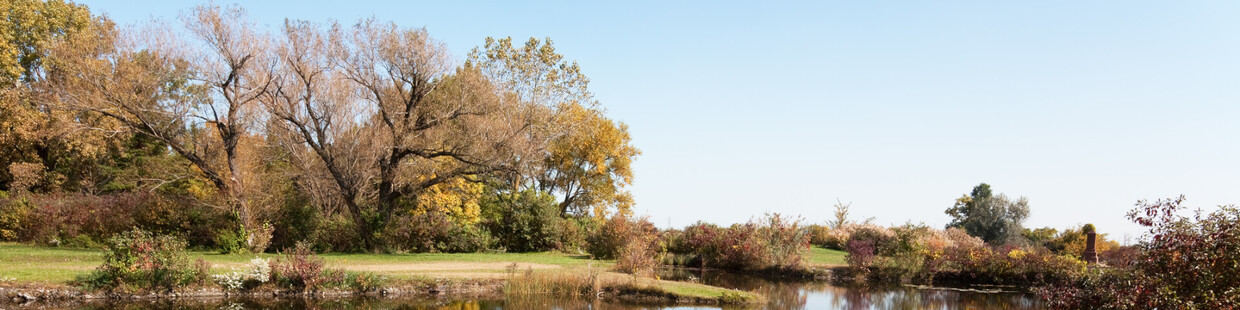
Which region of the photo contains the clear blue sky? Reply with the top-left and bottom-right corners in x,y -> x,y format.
79,1 -> 1240,242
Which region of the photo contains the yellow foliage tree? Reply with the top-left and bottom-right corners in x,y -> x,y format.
0,0 -> 121,192
412,176 -> 485,225
543,102 -> 639,218
468,37 -> 640,219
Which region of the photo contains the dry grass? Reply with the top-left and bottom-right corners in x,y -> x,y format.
503,264 -> 763,304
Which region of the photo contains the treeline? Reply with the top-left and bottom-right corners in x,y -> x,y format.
0,1 -> 638,253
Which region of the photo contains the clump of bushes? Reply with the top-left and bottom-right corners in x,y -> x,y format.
0,192 -> 230,249
1023,224 -> 1122,259
481,190 -> 572,252
1038,196 -> 1240,309
844,224 -> 1086,286
814,223 -> 893,250
78,229 -> 209,292
385,211 -> 495,253
588,214 -> 656,259
213,257 -> 271,291
670,214 -> 810,272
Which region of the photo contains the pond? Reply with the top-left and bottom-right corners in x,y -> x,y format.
41,269 -> 1044,309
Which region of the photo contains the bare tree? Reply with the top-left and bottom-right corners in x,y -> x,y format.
50,5 -> 273,251
266,19 -> 540,250
828,199 -> 852,229
180,5 -> 275,250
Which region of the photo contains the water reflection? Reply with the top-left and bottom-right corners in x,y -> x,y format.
659,268 -> 1043,310
36,269 -> 1043,309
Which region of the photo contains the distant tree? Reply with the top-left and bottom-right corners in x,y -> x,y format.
945,183 -> 1030,244
1022,227 -> 1059,247
828,199 -> 852,229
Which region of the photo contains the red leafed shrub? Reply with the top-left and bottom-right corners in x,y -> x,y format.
271,243 -> 327,292
3,192 -> 226,248
845,239 -> 877,269
676,214 -> 810,271
21,192 -> 145,246
1098,245 -> 1139,268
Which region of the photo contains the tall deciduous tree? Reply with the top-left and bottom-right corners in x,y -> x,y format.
468,37 -> 639,218
1,0 -> 119,192
541,102 -> 638,217
50,5 -> 273,251
266,20 -> 540,250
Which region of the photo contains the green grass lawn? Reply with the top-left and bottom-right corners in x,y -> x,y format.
0,244 -> 102,284
808,246 -> 848,267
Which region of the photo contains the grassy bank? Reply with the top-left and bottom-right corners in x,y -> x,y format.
0,243 -> 846,304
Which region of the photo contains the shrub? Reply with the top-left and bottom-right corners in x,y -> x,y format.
686,222 -> 766,270
1098,245 -> 1139,268
269,201 -> 320,251
22,193 -> 145,246
821,223 -> 893,251
846,225 -> 897,256
314,214 -> 360,252
613,221 -> 664,276
343,272 -> 386,293
674,214 -> 810,271
845,239 -> 876,269
384,211 -> 495,253
214,224 -> 247,254
588,215 -> 656,260
191,258 -> 212,285
0,195 -> 32,241
79,229 -> 205,292
271,243 -> 326,292
213,258 -> 271,291
481,189 -> 565,252
758,214 -> 810,269
808,224 -> 832,248
556,217 -> 591,253
1037,268 -> 1145,310
587,215 -> 630,259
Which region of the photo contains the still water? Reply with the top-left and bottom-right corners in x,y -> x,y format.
49,269 -> 1044,310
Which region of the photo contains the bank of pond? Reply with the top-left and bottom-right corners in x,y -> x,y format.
3,268 -> 1044,309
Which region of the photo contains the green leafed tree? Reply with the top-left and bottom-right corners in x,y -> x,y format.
945,183 -> 1030,244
